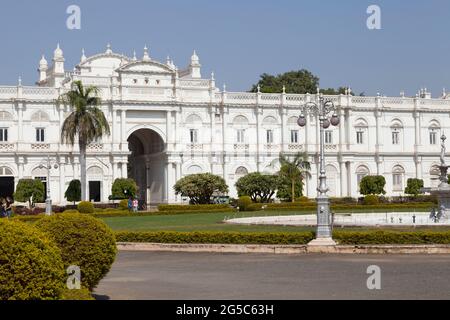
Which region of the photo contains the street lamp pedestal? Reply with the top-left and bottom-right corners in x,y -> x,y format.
308,237 -> 337,246
308,195 -> 336,246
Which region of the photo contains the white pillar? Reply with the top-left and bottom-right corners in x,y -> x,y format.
59,157 -> 66,204
18,103 -> 23,142
339,160 -> 345,197
120,109 -> 126,150
166,110 -> 172,147
167,162 -> 175,203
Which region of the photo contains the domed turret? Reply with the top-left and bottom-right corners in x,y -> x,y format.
189,50 -> 201,78
53,43 -> 64,60
143,45 -> 150,61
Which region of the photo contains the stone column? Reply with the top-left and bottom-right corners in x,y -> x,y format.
280,108 -> 286,153
166,162 -> 175,204
347,161 -> 355,197
17,102 -> 24,142
120,109 -> 126,151
59,156 -> 66,204
339,159 -> 346,197
166,110 -> 172,147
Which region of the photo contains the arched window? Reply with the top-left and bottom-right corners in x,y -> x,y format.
0,166 -> 13,176
187,165 -> 203,175
390,120 -> 403,145
392,165 -> 405,192
429,121 -> 440,145
232,115 -> 249,126
262,116 -> 277,126
287,116 -> 298,126
0,111 -> 13,121
31,110 -> 50,122
356,165 -> 370,192
355,118 -> 368,145
185,114 -> 202,125
87,166 -> 103,176
235,166 -> 248,179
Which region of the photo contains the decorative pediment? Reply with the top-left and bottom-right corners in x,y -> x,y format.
118,61 -> 174,75
79,53 -> 130,67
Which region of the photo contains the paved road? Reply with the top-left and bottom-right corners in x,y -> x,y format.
94,251 -> 450,300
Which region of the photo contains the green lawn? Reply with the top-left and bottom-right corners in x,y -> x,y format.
101,210 -> 450,233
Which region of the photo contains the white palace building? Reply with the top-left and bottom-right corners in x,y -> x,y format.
0,44 -> 448,204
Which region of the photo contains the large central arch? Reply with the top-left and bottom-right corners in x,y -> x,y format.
128,128 -> 166,205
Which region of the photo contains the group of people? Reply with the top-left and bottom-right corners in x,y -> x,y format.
0,197 -> 13,219
127,197 -> 139,213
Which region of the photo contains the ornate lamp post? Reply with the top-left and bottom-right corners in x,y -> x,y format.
297,91 -> 340,246
39,155 -> 59,216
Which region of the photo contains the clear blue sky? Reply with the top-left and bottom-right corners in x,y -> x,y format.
0,0 -> 449,96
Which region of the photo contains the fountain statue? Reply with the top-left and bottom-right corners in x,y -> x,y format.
422,134 -> 450,220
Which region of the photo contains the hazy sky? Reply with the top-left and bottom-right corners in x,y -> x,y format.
0,0 -> 449,97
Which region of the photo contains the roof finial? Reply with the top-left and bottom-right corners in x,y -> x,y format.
223,84 -> 227,92
282,85 -> 286,94
81,48 -> 86,62
132,50 -> 137,61
18,76 -> 22,86
54,43 -> 63,59
143,45 -> 150,61
106,43 -> 112,54
211,72 -> 215,81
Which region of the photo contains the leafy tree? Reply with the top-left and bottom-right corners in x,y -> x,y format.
14,179 -> 45,208
174,173 -> 229,205
250,70 -> 319,94
111,178 -> 138,200
235,172 -> 280,203
277,152 -> 310,202
320,87 -> 350,95
60,81 -> 110,201
405,178 -> 424,197
359,176 -> 386,196
65,179 -> 81,204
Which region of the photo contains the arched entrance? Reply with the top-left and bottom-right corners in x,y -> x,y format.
0,166 -> 15,199
128,128 -> 166,205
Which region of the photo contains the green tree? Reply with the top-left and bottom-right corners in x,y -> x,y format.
60,81 -> 110,201
14,179 -> 45,208
405,178 -> 424,197
277,152 -> 310,202
174,173 -> 229,205
65,179 -> 81,204
235,172 -> 280,203
250,70 -> 319,94
359,176 -> 386,196
111,178 -> 138,199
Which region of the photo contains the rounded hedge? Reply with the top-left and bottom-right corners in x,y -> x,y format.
35,213 -> 117,291
237,196 -> 252,211
363,195 -> 380,205
119,199 -> 129,210
77,201 -> 94,214
0,220 -> 65,300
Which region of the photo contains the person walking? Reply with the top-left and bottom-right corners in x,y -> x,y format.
0,198 -> 5,218
127,197 -> 133,212
132,198 -> 138,213
5,197 -> 13,219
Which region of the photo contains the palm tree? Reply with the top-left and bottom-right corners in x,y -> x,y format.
278,152 -> 311,202
60,81 -> 110,201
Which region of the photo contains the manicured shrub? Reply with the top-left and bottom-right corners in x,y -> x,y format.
65,179 -> 81,204
363,195 -> 379,205
174,173 -> 229,204
35,213 -> 117,291
77,201 -> 94,214
63,209 -> 79,214
111,178 -> 138,199
0,220 -> 65,300
60,287 -> 94,300
246,203 -> 264,211
115,231 -> 315,245
334,230 -> 450,245
119,199 -> 129,210
14,179 -> 45,208
158,204 -> 231,212
237,196 -> 253,211
295,196 -> 311,203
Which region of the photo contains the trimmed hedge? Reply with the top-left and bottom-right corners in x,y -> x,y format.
115,231 -> 315,245
158,204 -> 231,212
115,230 -> 450,245
60,287 -> 95,300
0,220 -> 65,300
77,201 -> 94,214
35,213 -> 117,291
265,202 -> 434,211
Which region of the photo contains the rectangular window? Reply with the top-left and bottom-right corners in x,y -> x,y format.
189,129 -> 198,143
392,131 -> 399,145
430,131 -> 437,145
290,130 -> 298,143
0,128 -> 8,142
36,128 -> 45,142
325,131 -> 333,144
237,129 -> 245,143
356,131 -> 364,144
393,174 -> 403,191
266,130 -> 273,144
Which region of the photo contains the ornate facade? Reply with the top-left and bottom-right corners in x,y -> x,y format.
0,44 -> 447,204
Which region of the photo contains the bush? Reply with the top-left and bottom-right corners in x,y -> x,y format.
334,230 -> 450,245
60,287 -> 94,300
35,213 -> 117,291
247,203 -> 264,211
295,196 -> 311,203
119,199 -> 129,210
363,195 -> 379,205
65,180 -> 81,204
237,196 -> 253,211
77,201 -> 94,214
158,204 -> 231,212
62,209 -> 79,214
174,173 -> 229,204
14,179 -> 45,208
0,220 -> 65,300
111,178 -> 138,200
115,231 -> 315,245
